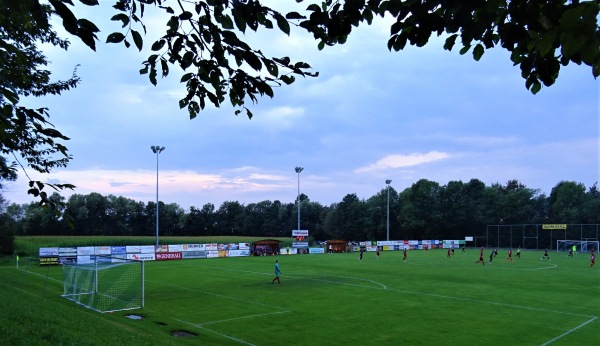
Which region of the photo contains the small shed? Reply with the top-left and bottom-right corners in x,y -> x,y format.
252,239 -> 282,256
325,240 -> 347,253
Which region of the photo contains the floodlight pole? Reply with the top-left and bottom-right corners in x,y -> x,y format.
386,179 -> 392,241
151,146 -> 165,246
295,167 -> 304,232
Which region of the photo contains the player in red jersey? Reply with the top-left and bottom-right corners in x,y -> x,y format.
446,248 -> 451,258
591,252 -> 596,268
475,247 -> 485,266
403,247 -> 407,262
376,246 -> 380,259
506,248 -> 513,262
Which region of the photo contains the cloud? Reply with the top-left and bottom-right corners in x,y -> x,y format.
356,151 -> 451,173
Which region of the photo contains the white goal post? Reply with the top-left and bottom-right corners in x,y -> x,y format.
556,240 -> 599,253
62,256 -> 144,313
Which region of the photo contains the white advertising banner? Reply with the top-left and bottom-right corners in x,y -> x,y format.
127,253 -> 156,261
94,246 -> 111,255
77,255 -> 94,264
206,250 -> 219,258
155,245 -> 169,253
39,247 -> 59,256
111,254 -> 127,263
77,246 -> 95,256
140,245 -> 155,254
228,249 -> 250,257
58,247 -> 77,256
182,244 -> 205,251
168,244 -> 183,252
205,243 -> 218,251
126,245 -> 141,253
238,243 -> 250,250
292,230 -> 309,237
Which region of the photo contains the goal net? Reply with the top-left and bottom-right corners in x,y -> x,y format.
62,256 -> 144,313
556,240 -> 599,253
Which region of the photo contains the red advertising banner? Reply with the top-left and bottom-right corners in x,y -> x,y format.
155,252 -> 183,261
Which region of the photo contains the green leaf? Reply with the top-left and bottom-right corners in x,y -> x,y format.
530,81 -> 541,94
151,39 -> 166,51
243,51 -> 262,71
106,32 -> 125,43
263,58 -> 279,77
179,11 -> 193,20
131,30 -> 143,51
111,13 -> 130,28
161,59 -> 169,77
233,12 -> 247,33
180,73 -> 194,82
167,16 -> 179,33
280,75 -> 295,85
149,67 -> 157,86
78,0 -> 99,5
459,45 -> 471,55
286,12 -> 305,20
181,51 -> 194,69
275,13 -> 290,35
77,18 -> 100,32
318,40 -> 325,51
473,44 -> 484,61
220,15 -> 234,29
443,34 -> 458,51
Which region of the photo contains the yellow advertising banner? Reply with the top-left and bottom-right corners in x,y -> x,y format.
542,224 -> 567,230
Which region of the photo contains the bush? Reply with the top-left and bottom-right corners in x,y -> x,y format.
0,215 -> 15,255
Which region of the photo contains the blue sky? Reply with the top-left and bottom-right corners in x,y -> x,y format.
4,1 -> 599,210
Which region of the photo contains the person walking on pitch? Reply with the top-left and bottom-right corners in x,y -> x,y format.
272,260 -> 282,284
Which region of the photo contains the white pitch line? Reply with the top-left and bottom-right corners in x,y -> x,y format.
198,310 -> 290,326
539,316 -> 597,346
168,316 -> 257,346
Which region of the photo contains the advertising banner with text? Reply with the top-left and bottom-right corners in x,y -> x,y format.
155,252 -> 182,261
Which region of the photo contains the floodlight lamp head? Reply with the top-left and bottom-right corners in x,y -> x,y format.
295,167 -> 303,174
386,179 -> 392,185
151,146 -> 165,154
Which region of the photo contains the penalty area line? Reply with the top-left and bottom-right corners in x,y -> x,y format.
168,315 -> 257,346
540,316 -> 597,346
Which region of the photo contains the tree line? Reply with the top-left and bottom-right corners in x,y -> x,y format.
1,178 -> 599,255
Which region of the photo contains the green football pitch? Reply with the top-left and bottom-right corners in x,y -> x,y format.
2,249 -> 598,345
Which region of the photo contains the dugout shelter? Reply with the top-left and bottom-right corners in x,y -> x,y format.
325,240 -> 347,253
252,239 -> 282,256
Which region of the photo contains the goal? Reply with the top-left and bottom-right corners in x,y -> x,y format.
62,256 -> 144,313
556,240 -> 599,253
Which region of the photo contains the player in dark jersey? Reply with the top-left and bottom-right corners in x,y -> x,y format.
403,247 -> 407,262
516,247 -> 521,258
446,248 -> 451,258
359,246 -> 366,261
541,249 -> 550,260
489,250 -> 494,264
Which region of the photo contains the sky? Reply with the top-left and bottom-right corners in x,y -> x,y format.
3,1 -> 599,210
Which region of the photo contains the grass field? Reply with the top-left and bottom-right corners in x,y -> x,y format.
1,248 -> 598,345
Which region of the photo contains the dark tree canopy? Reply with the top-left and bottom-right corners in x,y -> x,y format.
1,0 -> 598,207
